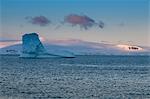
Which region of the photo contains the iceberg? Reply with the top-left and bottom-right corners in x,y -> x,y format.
20,33 -> 75,58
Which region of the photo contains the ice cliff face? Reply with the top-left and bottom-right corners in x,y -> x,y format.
22,33 -> 46,55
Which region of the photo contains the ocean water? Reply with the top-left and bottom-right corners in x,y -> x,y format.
0,55 -> 150,99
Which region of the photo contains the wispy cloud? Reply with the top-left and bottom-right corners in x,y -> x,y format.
0,38 -> 21,42
25,16 -> 51,26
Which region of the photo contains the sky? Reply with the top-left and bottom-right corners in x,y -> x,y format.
0,0 -> 149,46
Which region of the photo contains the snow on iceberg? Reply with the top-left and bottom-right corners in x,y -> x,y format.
20,33 -> 75,58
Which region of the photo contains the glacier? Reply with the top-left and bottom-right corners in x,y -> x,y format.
20,33 -> 75,58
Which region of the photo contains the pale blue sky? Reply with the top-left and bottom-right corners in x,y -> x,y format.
1,0 -> 149,46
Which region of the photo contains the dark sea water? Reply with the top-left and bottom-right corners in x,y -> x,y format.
0,55 -> 150,99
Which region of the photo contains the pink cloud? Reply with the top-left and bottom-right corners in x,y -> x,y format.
64,14 -> 104,30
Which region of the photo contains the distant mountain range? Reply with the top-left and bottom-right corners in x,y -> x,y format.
0,39 -> 150,56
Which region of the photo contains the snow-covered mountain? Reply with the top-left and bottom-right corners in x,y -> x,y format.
0,39 -> 150,56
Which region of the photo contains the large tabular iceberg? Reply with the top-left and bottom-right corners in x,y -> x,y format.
20,33 -> 75,58
1,33 -> 149,56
